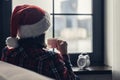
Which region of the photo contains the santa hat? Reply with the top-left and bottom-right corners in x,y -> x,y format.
6,4 -> 50,49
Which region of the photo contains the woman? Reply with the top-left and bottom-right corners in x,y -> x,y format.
1,4 -> 79,80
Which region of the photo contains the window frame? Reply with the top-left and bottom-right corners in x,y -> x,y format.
0,0 -> 104,66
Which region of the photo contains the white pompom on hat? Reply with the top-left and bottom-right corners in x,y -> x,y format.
6,4 -> 50,49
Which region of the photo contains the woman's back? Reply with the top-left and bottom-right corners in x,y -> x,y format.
1,46 -> 76,80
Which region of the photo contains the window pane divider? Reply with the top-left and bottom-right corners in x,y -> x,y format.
50,13 -> 93,15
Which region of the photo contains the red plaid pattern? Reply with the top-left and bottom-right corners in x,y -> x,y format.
1,47 -> 78,80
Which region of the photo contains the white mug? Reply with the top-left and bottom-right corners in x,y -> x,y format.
47,38 -> 57,48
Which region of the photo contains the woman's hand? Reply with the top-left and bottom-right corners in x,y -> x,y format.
56,40 -> 68,55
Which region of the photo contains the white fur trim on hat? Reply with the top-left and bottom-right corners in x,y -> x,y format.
17,12 -> 50,38
6,37 -> 18,49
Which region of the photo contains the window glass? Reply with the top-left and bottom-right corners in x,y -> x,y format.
55,0 -> 92,14
12,0 -> 52,13
12,0 -> 93,53
55,15 -> 92,53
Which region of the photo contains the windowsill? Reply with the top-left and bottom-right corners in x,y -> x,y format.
72,66 -> 112,75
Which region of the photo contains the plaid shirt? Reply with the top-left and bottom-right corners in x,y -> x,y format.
1,46 -> 78,80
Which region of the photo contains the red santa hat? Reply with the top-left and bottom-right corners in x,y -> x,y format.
6,4 -> 50,49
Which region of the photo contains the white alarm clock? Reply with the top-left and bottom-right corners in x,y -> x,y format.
77,54 -> 90,70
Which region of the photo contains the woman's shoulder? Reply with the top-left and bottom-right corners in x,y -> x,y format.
2,46 -> 22,54
3,46 -> 14,52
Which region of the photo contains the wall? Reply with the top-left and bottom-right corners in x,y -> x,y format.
105,0 -> 120,80
104,0 -> 113,67
112,0 -> 120,80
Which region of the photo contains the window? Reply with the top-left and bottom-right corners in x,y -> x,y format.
54,0 -> 93,53
13,0 -> 93,53
1,0 -> 104,66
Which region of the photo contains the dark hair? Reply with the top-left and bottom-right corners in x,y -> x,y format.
18,34 -> 46,48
